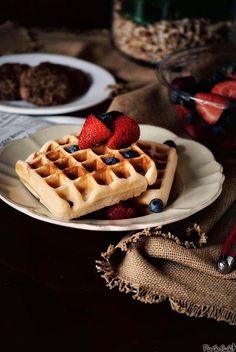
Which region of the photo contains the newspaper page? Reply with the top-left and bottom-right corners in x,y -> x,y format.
0,112 -> 52,148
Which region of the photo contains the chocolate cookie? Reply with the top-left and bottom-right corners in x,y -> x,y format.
0,63 -> 29,100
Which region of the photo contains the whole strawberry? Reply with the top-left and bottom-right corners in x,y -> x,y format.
78,114 -> 112,149
107,115 -> 140,149
106,202 -> 136,220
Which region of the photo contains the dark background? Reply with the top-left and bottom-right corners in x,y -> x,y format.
0,1 -> 236,351
1,0 -> 236,28
0,0 -> 111,29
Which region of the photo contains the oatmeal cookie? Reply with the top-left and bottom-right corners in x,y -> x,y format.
0,63 -> 29,100
20,63 -> 71,106
20,62 -> 91,106
37,62 -> 91,98
65,66 -> 91,98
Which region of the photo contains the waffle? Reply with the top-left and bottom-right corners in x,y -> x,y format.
135,140 -> 178,207
15,134 -> 157,220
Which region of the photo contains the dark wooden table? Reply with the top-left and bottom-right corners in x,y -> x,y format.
0,104 -> 236,352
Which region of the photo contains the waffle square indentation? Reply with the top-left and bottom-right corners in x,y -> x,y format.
45,174 -> 65,188
129,158 -> 148,176
74,177 -> 95,200
63,166 -> 87,180
92,169 -> 114,185
54,157 -> 77,170
28,156 -> 47,169
110,164 -> 131,179
82,159 -> 105,173
36,164 -> 57,177
46,149 -> 67,162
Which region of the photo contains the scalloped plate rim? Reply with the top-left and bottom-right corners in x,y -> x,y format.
0,124 -> 225,231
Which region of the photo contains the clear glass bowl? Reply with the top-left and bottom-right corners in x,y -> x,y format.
157,45 -> 236,152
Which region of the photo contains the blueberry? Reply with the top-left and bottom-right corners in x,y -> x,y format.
123,150 -> 139,159
186,111 -> 197,125
67,145 -> 79,153
98,111 -> 124,128
148,198 -> 164,213
104,157 -> 120,165
163,140 -> 176,148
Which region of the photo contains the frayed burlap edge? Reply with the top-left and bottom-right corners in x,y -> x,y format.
95,226 -> 236,326
96,242 -> 236,326
169,299 -> 236,326
118,224 -> 207,252
96,241 -> 165,304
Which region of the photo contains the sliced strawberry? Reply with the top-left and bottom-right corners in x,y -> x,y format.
78,114 -> 112,149
107,115 -> 140,149
212,80 -> 236,100
194,93 -> 229,125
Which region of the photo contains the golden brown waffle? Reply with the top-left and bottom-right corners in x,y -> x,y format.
135,140 -> 178,207
15,134 -> 157,220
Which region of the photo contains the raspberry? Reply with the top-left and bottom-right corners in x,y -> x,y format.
106,202 -> 136,220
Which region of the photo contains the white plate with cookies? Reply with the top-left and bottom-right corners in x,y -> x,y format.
0,53 -> 115,115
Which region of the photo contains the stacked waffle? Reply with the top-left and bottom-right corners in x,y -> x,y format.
15,112 -> 178,220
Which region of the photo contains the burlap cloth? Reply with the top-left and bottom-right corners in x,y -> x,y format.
1,22 -> 236,325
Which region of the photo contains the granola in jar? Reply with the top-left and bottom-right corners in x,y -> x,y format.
112,0 -> 236,65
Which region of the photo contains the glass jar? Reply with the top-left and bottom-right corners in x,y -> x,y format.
111,0 -> 236,66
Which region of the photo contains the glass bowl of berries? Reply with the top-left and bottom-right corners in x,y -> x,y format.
158,45 -> 236,153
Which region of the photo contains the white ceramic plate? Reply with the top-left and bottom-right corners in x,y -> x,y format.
0,124 -> 224,231
0,53 -> 115,115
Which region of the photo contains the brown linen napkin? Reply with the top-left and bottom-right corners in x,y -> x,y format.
97,83 -> 236,326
